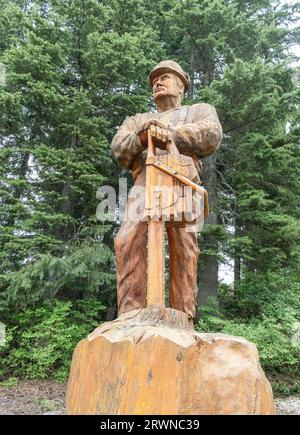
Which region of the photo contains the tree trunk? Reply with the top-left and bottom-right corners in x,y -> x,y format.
234,256 -> 241,288
53,137 -> 77,243
197,154 -> 218,317
6,151 -> 30,227
234,218 -> 241,289
53,180 -> 72,242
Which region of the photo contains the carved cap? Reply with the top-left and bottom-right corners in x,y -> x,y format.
149,60 -> 190,93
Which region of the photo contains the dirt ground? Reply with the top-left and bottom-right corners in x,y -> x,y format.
0,380 -> 299,415
0,381 -> 67,415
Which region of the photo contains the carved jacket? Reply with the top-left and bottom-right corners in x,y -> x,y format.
111,103 -> 223,181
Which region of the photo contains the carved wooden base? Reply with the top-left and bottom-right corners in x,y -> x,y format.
66,306 -> 275,415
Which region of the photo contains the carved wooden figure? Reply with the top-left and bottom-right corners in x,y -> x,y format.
112,60 -> 223,323
66,61 -> 275,415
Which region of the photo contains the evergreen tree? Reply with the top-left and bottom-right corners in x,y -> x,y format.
0,0 -> 163,314
0,0 -> 299,319
0,0 -> 300,386
153,0 -> 300,309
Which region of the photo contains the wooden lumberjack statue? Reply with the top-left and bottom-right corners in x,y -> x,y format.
112,60 -> 223,326
67,62 -> 275,416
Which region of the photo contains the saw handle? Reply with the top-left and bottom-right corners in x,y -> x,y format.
147,128 -> 179,157
147,129 -> 155,157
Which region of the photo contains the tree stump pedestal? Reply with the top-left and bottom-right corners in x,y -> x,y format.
66,306 -> 275,415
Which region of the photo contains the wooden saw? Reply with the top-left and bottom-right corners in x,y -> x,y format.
144,129 -> 209,307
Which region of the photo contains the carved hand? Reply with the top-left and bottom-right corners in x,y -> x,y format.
137,119 -> 173,150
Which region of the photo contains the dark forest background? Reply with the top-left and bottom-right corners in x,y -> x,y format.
0,0 -> 299,395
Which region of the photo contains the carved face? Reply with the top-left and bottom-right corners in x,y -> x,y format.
152,72 -> 184,102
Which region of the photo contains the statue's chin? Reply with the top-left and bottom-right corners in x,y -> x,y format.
154,93 -> 175,105
154,90 -> 167,100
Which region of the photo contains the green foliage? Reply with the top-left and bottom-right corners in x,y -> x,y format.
0,299 -> 106,381
0,0 -> 299,392
0,222 -> 115,317
204,57 -> 300,272
155,0 -> 300,312
196,271 -> 300,395
0,0 -> 165,316
218,271 -> 300,321
0,377 -> 18,388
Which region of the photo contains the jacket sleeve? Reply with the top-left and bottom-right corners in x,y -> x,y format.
111,115 -> 145,169
173,103 -> 223,158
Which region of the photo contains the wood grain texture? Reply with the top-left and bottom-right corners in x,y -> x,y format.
146,222 -> 165,306
66,307 -> 275,415
144,132 -> 206,312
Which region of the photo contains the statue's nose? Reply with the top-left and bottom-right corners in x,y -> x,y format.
155,78 -> 163,88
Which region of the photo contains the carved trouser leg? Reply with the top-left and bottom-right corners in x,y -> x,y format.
115,168 -> 199,319
115,219 -> 148,315
115,220 -> 199,319
115,169 -> 148,315
167,225 -> 199,320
